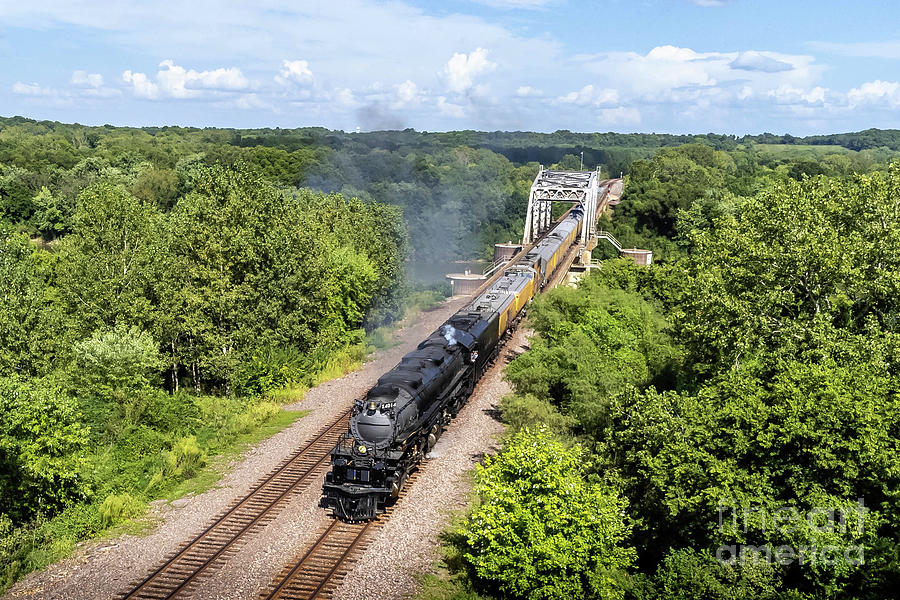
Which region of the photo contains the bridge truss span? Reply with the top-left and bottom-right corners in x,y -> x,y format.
522,168 -> 602,247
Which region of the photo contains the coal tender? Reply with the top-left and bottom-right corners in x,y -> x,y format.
321,206 -> 584,521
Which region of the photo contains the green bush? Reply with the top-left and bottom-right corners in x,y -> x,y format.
459,428 -> 634,600
0,377 -> 89,524
366,326 -> 398,351
652,549 -> 780,600
308,343 -> 367,387
171,436 -> 205,477
232,346 -> 307,397
505,279 -> 677,437
406,289 -> 446,313
145,435 -> 206,492
98,493 -> 143,528
498,393 -> 574,435
225,401 -> 280,437
69,323 -> 161,404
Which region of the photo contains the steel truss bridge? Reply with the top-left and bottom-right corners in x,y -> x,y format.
522,168 -> 617,256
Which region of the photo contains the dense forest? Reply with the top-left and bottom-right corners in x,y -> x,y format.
4,115 -> 900,260
4,115 -> 900,597
428,145 -> 900,599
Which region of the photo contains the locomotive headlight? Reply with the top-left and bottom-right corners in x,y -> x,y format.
358,445 -> 367,454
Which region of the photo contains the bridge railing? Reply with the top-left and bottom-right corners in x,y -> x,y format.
597,230 -> 623,253
482,257 -> 509,277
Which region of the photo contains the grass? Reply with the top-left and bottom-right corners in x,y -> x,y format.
0,344 -> 365,595
400,289 -> 447,322
0,398 -> 309,595
366,325 -> 400,351
309,344 -> 367,387
164,407 -> 308,501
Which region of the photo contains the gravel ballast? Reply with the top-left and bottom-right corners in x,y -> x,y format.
330,328 -> 527,600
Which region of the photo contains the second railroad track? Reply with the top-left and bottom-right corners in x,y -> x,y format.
121,413 -> 351,599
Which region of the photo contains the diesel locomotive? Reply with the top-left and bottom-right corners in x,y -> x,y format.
321,206 -> 585,521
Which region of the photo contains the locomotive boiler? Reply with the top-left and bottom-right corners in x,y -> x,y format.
322,206 -> 585,521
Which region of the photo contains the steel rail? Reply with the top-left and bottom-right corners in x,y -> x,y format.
121,413 -> 351,599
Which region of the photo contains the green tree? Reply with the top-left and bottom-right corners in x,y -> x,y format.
0,226 -> 56,375
460,428 -> 634,600
651,549 -> 779,600
678,164 -> 900,375
31,186 -> 71,240
69,323 -> 161,409
619,145 -> 734,237
163,165 -> 397,391
505,275 -> 677,436
0,377 -> 88,524
131,163 -> 179,209
56,181 -> 163,345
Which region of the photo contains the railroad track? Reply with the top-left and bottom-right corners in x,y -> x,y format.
121,413 -> 351,599
258,473 -> 420,600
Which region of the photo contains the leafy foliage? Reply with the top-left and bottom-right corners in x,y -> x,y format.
0,377 -> 88,523
70,324 -> 161,404
460,163 -> 900,600
505,274 -> 677,437
459,428 -> 634,600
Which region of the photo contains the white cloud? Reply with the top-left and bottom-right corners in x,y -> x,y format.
275,59 -> 313,86
71,70 -> 103,87
156,60 -> 249,96
848,80 -> 900,108
444,48 -> 496,94
598,107 -> 641,125
557,84 -> 618,106
230,93 -> 272,110
730,51 -> 793,73
576,45 -> 821,103
768,85 -> 826,105
577,46 -> 716,97
392,80 -> 420,108
437,96 -> 466,118
122,60 -> 248,99
691,0 -> 726,6
516,86 -> 542,97
11,78 -> 122,106
122,70 -> 160,98
333,88 -> 356,107
12,81 -> 60,96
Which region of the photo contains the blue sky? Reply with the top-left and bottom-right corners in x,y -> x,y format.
2,0 -> 900,134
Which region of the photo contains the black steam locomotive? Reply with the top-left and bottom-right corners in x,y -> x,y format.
321,206 -> 584,521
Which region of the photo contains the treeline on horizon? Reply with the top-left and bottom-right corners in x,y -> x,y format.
6,113 -> 900,152
5,114 -> 900,261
